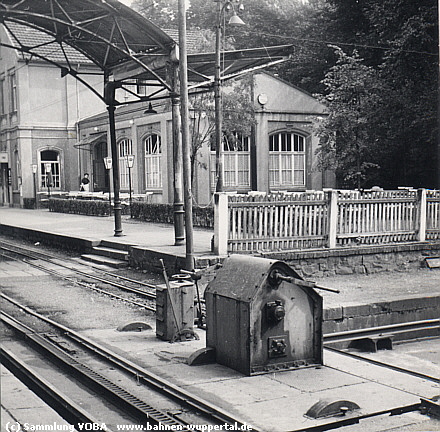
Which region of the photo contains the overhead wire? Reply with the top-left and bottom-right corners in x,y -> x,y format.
234,28 -> 438,57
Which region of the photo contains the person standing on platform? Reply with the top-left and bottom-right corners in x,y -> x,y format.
80,173 -> 90,192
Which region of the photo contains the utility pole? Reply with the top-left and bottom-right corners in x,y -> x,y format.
178,0 -> 195,270
438,0 -> 440,188
214,0 -> 224,192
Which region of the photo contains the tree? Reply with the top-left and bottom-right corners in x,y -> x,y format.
188,76 -> 256,188
315,46 -> 382,189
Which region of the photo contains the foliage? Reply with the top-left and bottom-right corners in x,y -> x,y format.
188,76 -> 256,185
315,47 -> 382,188
131,202 -> 214,228
23,198 -> 36,209
132,0 -> 439,188
48,198 -> 129,216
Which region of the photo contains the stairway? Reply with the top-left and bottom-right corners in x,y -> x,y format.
81,240 -> 130,268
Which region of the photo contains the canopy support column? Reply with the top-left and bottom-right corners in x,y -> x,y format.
170,63 -> 185,246
105,81 -> 123,237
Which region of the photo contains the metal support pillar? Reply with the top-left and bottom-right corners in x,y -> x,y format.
178,0 -> 195,270
105,81 -> 123,237
170,63 -> 185,245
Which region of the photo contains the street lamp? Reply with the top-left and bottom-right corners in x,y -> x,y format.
31,164 -> 38,209
125,154 -> 135,218
214,0 -> 245,192
103,156 -> 113,215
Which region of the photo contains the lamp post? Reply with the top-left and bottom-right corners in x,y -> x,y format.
103,156 -> 112,215
44,163 -> 52,198
31,164 -> 38,209
214,0 -> 245,192
125,154 -> 135,218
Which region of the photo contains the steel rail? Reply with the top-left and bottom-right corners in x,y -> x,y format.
323,318 -> 440,344
1,248 -> 156,311
1,293 -> 260,431
0,346 -> 111,431
1,312 -> 192,430
324,346 -> 440,383
0,241 -> 157,293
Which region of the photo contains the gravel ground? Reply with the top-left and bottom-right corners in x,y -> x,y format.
2,234 -> 439,330
0,236 -> 159,330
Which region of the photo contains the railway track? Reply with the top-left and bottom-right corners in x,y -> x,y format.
0,240 -> 158,311
1,293 -> 259,431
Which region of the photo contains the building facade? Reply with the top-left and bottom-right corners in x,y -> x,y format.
77,72 -> 334,206
1,21 -> 333,208
0,23 -> 105,206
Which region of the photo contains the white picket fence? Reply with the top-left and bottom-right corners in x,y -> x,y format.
213,189 -> 440,254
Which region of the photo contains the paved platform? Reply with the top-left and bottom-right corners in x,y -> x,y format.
1,207 -> 439,431
0,207 -> 214,256
1,365 -> 75,432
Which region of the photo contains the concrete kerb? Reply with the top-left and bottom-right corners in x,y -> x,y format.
0,224 -> 100,252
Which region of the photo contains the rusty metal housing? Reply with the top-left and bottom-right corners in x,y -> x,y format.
205,255 -> 323,375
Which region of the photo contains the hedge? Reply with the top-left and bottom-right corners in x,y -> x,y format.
47,198 -> 213,228
131,202 -> 213,228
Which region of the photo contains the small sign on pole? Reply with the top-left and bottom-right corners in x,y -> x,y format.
103,157 -> 112,170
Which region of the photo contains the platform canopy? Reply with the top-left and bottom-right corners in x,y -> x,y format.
0,0 -> 294,105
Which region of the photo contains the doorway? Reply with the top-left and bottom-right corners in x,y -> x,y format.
93,141 -> 109,192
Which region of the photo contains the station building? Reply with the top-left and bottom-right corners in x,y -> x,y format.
1,22 -> 334,208
0,22 -> 105,207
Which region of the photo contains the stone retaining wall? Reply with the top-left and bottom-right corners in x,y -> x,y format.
323,296 -> 440,345
261,242 -> 440,278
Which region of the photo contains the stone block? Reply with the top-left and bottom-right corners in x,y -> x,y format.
301,263 -> 320,277
324,306 -> 343,321
354,265 -> 367,274
335,265 -> 354,275
343,304 -> 372,318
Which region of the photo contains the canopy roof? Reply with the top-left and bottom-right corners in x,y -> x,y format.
0,0 -> 294,104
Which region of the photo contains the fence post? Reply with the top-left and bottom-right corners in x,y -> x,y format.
417,188 -> 427,242
214,192 -> 229,255
327,189 -> 338,248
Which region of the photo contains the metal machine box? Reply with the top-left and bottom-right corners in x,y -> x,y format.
205,255 -> 323,375
156,281 -> 194,341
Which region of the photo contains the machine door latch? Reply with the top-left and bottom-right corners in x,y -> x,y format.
268,335 -> 287,358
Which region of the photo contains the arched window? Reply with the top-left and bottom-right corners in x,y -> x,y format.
269,132 -> 305,187
40,150 -> 60,188
118,138 -> 133,189
210,132 -> 250,188
144,134 -> 162,188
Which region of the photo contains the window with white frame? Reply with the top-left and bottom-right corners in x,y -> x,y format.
9,72 -> 17,112
269,132 -> 305,187
210,132 -> 250,188
118,138 -> 133,189
144,134 -> 162,188
40,150 -> 60,188
0,77 -> 4,115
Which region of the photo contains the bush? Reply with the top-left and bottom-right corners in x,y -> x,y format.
48,198 -> 118,216
47,198 -> 213,227
23,198 -> 36,209
131,202 -> 214,228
